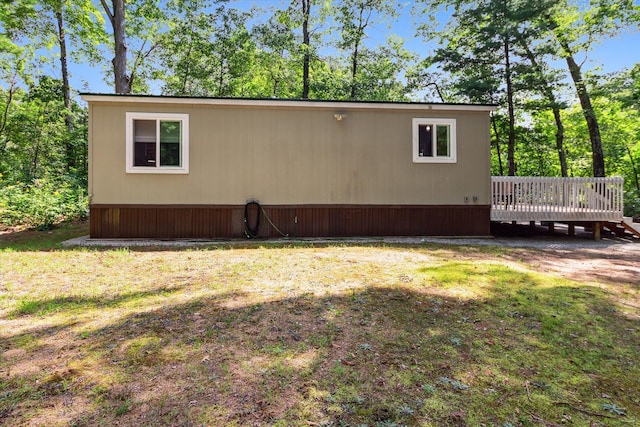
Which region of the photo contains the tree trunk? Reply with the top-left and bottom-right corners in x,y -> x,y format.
347,3 -> 371,100
350,40 -> 359,99
101,0 -> 131,94
560,41 -> 605,177
301,0 -> 310,99
504,36 -> 516,176
218,56 -> 225,96
491,115 -> 504,176
551,107 -> 568,177
180,42 -> 193,95
55,5 -> 75,171
0,77 -> 17,159
425,82 -> 446,103
272,75 -> 279,97
31,111 -> 43,181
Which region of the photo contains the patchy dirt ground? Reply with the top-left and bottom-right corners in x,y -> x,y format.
0,224 -> 26,236
519,247 -> 640,285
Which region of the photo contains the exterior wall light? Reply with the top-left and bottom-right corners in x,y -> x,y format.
334,113 -> 347,121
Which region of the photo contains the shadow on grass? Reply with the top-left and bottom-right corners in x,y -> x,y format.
0,220 -> 90,251
5,286 -> 189,318
1,268 -> 638,426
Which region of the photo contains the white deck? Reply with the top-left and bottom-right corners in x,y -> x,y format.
491,176 -> 624,222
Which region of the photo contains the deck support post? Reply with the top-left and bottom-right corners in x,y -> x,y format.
568,223 -> 575,236
547,222 -> 555,233
594,222 -> 601,241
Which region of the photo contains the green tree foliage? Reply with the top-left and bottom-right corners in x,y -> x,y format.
544,0 -> 639,177
208,7 -> 257,97
0,177 -> 88,229
597,64 -> 640,111
156,1 -> 257,97
0,77 -> 88,228
0,1 -> 97,227
426,0 -> 557,176
333,0 -> 413,101
156,0 -> 219,96
589,70 -> 640,214
0,0 -> 36,54
0,76 -> 86,184
351,35 -> 416,101
252,8 -> 300,98
0,0 -> 103,174
515,30 -> 569,177
1,0 -> 640,224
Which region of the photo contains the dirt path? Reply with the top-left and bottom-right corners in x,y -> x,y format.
502,245 -> 640,286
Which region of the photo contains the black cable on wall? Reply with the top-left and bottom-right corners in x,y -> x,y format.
244,200 -> 261,238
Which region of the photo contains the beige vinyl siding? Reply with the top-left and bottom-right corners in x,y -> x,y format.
88,100 -> 491,206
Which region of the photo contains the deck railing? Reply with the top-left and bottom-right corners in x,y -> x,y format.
491,176 -> 624,222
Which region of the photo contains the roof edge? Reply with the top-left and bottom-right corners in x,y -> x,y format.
79,93 -> 498,112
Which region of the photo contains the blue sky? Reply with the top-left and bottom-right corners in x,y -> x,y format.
67,0 -> 640,97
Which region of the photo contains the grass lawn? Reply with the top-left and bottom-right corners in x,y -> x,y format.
1,222 -> 639,426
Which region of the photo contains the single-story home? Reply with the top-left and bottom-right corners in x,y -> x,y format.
81,94 -> 496,238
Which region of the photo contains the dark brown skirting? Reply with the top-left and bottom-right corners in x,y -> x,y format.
89,204 -> 491,238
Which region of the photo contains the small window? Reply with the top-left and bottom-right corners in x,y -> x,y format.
412,118 -> 456,163
126,112 -> 189,173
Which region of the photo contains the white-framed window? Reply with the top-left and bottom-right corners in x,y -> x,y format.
126,112 -> 189,174
412,118 -> 456,163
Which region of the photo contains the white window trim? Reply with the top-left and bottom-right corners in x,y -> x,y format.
126,112 -> 190,174
412,118 -> 457,163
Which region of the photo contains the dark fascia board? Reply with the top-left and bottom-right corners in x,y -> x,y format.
79,93 -> 498,112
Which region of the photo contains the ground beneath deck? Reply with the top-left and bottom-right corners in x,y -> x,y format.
490,221 -> 640,285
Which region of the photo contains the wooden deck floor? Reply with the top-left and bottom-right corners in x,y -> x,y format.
490,204 -> 623,222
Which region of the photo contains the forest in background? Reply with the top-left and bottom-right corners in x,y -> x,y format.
0,0 -> 639,228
